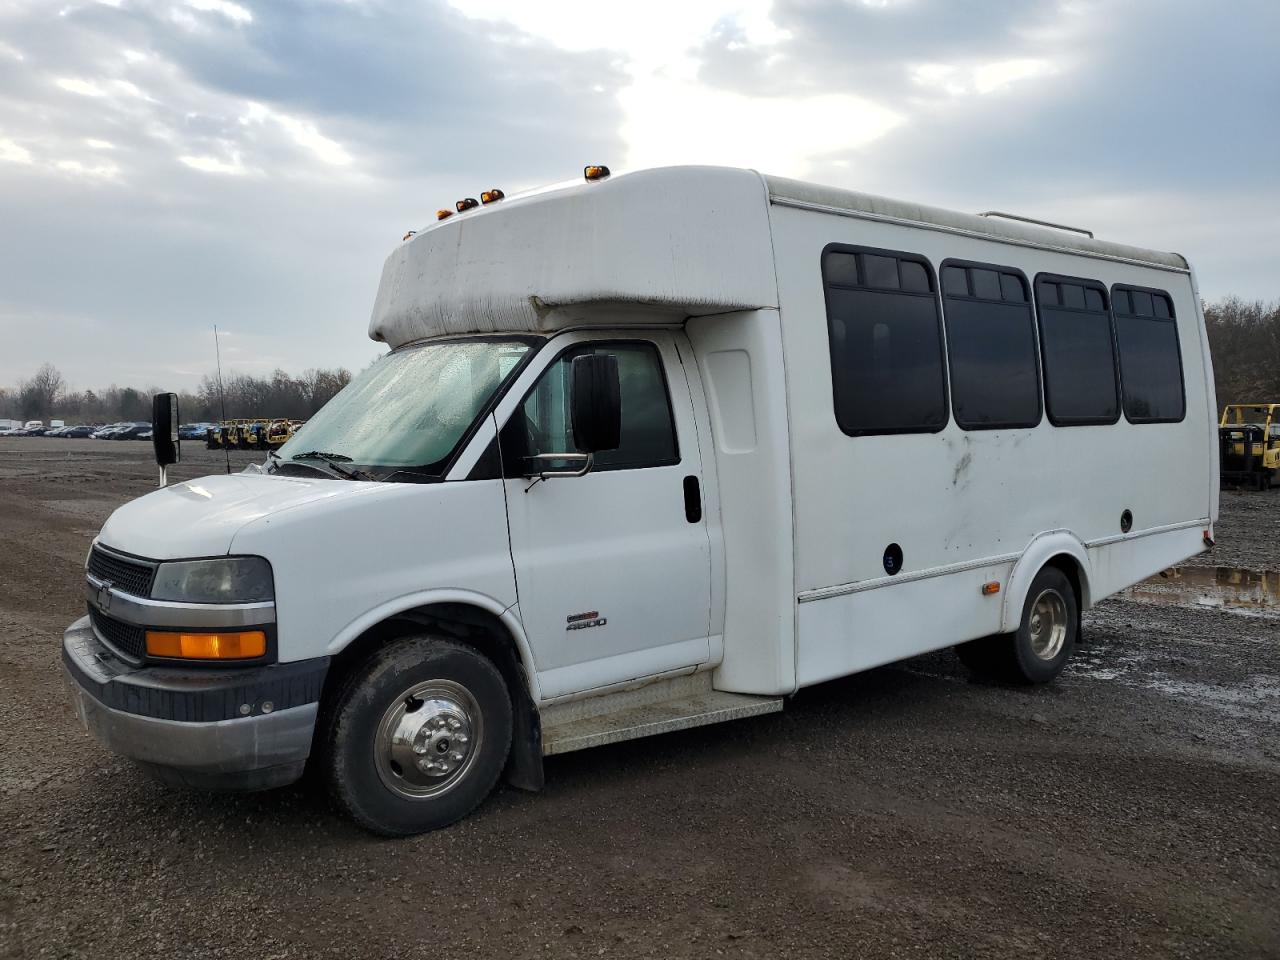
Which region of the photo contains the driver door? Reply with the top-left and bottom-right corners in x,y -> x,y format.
499,334 -> 713,700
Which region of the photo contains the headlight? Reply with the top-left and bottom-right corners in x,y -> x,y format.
150,557 -> 274,604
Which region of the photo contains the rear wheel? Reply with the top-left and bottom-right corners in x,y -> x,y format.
955,566 -> 1078,684
322,636 -> 513,836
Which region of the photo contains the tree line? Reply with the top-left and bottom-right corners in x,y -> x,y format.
1,296 -> 1277,425
1203,298 -> 1280,407
0,365 -> 353,424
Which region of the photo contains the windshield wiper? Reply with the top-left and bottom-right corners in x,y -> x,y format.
376,467 -> 443,484
286,451 -> 370,481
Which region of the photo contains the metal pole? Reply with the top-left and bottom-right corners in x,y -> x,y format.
215,325 -> 231,475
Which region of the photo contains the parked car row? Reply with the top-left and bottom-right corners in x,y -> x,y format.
180,422 -> 218,441
2,420 -> 232,441
93,422 -> 154,440
0,421 -> 152,439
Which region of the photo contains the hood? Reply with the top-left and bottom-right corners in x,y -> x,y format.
96,472 -> 369,560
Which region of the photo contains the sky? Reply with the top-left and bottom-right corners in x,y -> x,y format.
0,0 -> 1277,392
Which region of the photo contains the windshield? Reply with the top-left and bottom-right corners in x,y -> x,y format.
276,338 -> 533,478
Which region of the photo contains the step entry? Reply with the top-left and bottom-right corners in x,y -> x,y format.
540,673 -> 783,756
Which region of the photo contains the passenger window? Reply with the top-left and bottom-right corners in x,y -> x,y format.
822,245 -> 948,436
863,255 -> 900,290
900,261 -> 931,293
941,261 -> 1041,430
503,342 -> 679,473
1112,285 -> 1185,423
941,266 -> 968,296
1035,275 -> 1119,425
970,269 -> 1002,301
999,273 -> 1026,302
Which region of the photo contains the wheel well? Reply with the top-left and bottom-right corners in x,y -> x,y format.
317,603 -> 544,791
1044,553 -> 1088,611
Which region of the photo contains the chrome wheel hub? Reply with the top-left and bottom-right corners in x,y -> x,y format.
1028,588 -> 1068,661
374,680 -> 482,800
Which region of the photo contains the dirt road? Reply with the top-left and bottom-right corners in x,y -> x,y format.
1,439 -> 1277,959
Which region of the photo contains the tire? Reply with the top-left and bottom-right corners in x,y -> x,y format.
322,636 -> 513,836
955,566 -> 1078,684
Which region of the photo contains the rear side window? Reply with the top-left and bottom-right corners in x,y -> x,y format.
822,246 -> 948,436
1034,275 -> 1119,425
1112,286 -> 1185,422
940,261 -> 1041,429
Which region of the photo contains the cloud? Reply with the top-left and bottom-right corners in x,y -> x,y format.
186,0 -> 253,25
0,0 -> 627,390
0,138 -> 32,164
179,152 -> 247,175
56,77 -> 107,97
54,158 -> 121,179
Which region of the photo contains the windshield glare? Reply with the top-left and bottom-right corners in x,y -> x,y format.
277,339 -> 532,476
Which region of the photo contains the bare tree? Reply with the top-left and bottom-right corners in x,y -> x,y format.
1204,297 -> 1280,409
18,362 -> 65,421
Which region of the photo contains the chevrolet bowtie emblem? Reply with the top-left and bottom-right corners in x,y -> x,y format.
97,582 -> 112,611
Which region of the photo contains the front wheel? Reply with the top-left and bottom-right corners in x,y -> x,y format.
955,566 -> 1078,684
321,636 -> 513,836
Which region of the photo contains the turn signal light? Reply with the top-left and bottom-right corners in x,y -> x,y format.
480,188 -> 505,204
456,197 -> 479,212
584,164 -> 610,181
436,209 -> 453,221
981,581 -> 1001,596
146,630 -> 267,660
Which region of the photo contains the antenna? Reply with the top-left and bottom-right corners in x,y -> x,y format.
214,325 -> 231,475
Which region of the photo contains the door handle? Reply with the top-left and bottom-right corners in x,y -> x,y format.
683,475 -> 702,524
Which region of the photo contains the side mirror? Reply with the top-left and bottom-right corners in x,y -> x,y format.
570,354 -> 621,453
152,392 -> 180,483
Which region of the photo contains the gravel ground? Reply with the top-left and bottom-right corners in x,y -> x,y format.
0,439 -> 1277,960
1186,484 -> 1280,572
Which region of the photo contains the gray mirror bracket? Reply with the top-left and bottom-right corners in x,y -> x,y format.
523,452 -> 594,490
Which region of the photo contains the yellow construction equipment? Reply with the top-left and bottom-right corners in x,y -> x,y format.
1219,404 -> 1280,489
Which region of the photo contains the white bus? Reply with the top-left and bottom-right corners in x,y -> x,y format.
63,165 -> 1217,835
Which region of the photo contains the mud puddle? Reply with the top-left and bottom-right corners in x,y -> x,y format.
1125,566 -> 1280,617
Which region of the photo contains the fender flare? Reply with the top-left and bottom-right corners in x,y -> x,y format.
999,531 -> 1092,633
324,588 -> 540,702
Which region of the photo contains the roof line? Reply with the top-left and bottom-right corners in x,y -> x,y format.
764,173 -> 1188,272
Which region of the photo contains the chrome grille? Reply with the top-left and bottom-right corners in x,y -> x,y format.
89,606 -> 147,662
87,546 -> 156,598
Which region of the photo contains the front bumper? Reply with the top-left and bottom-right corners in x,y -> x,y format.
62,616 -> 329,791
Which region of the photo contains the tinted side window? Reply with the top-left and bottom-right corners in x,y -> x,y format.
941,262 -> 1041,429
822,246 -> 948,435
1112,286 -> 1185,423
503,342 -> 678,474
1034,275 -> 1119,425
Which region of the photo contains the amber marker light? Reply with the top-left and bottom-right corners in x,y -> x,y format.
146,630 -> 267,660
456,197 -> 479,212
436,209 -> 453,221
402,230 -> 417,241
583,165 -> 611,181
981,582 -> 1001,596
480,188 -> 505,204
